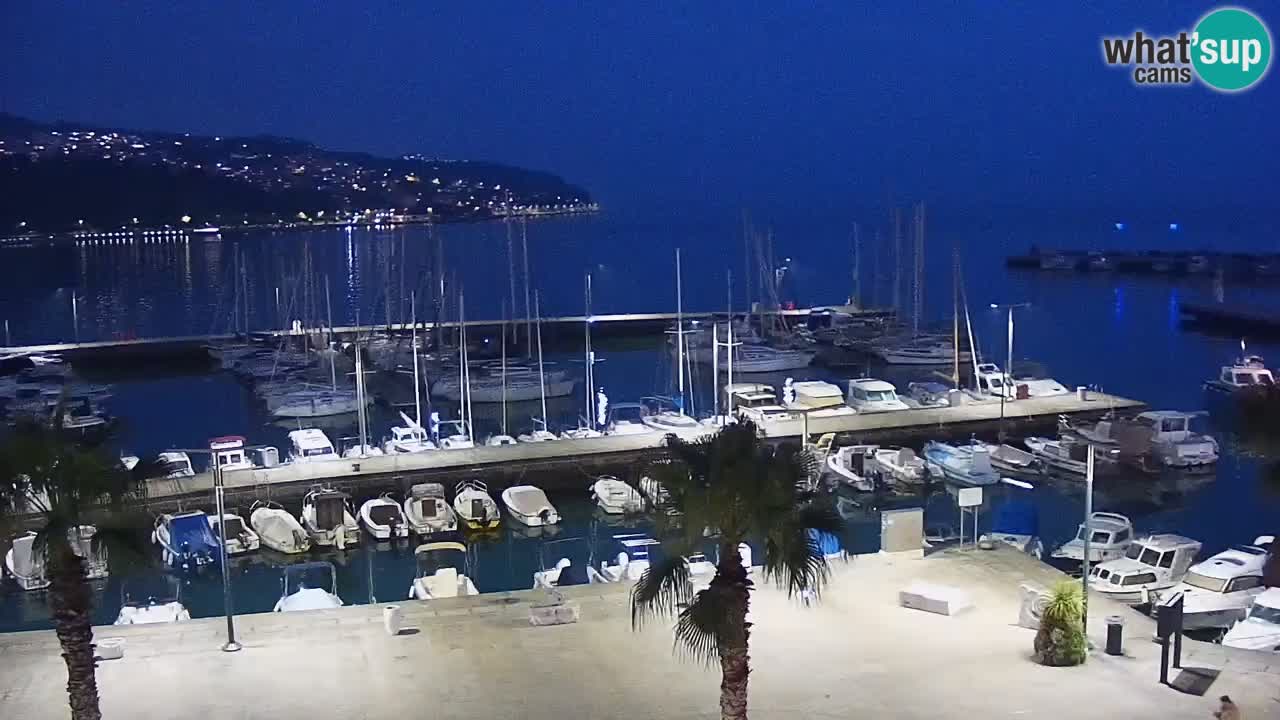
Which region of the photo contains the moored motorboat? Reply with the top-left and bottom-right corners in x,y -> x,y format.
1049,512 -> 1134,571
359,493 -> 410,540
300,488 -> 360,548
453,479 -> 501,531
871,446 -> 927,485
408,542 -> 479,600
501,484 -> 561,527
825,444 -> 879,492
1023,436 -> 1089,476
590,476 -> 643,514
153,511 -> 219,572
1088,534 -> 1202,605
922,441 -> 999,486
114,576 -> 191,625
274,561 -> 344,612
208,512 -> 260,555
287,429 -> 340,463
1223,589 -> 1280,652
249,501 -> 311,554
4,532 -> 50,591
1153,536 -> 1274,630
1205,353 -> 1275,395
404,483 -> 459,536
988,443 -> 1038,475
532,537 -> 610,588
846,379 -> 908,413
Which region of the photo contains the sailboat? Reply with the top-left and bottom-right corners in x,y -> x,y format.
486,311 -> 518,446
518,292 -> 560,442
342,339 -> 383,458
384,298 -> 437,453
561,273 -> 603,439
645,249 -> 706,433
440,292 -> 476,450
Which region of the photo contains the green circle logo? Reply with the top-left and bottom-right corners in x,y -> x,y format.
1192,8 -> 1272,91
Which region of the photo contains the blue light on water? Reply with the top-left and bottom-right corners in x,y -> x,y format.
1114,222 -> 1126,231
1169,223 -> 1179,231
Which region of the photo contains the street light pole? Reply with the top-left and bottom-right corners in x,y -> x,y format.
1082,443 -> 1095,638
212,456 -> 241,652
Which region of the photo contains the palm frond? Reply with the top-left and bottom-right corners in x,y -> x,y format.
630,554 -> 692,628
763,521 -> 830,599
91,511 -> 154,573
796,501 -> 844,537
673,581 -> 745,666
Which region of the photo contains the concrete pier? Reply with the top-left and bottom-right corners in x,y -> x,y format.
141,391 -> 1142,509
0,548 -> 1274,719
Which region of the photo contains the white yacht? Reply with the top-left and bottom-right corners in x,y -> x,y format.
409,542 -> 479,600
706,343 -> 815,373
210,435 -> 254,472
436,373 -> 574,403
826,444 -> 878,492
591,476 -> 644,514
274,562 -> 344,612
502,485 -> 561,527
207,512 -> 260,555
1088,534 -> 1202,604
1154,537 -> 1274,630
1050,512 -> 1134,569
723,383 -> 795,426
157,451 -> 195,479
249,501 -> 311,554
972,363 -> 1069,399
1205,354 -> 1275,394
846,379 -> 909,413
287,429 -> 340,463
383,419 -> 437,454
300,488 -> 360,548
1132,411 -> 1219,470
454,480 -> 502,530
872,446 -> 927,485
358,494 -> 410,540
638,396 -> 705,434
404,483 -> 458,536
1223,589 -> 1280,652
604,403 -> 657,436
1023,436 -> 1090,476
876,339 -> 968,366
437,420 -> 475,450
784,380 -> 856,417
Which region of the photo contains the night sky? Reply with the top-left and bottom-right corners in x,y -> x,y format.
2,3 -> 1277,222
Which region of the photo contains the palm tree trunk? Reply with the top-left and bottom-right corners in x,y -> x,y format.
716,545 -> 751,720
48,541 -> 102,720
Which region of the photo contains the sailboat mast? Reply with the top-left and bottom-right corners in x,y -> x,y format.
852,222 -> 861,307
411,291 -> 422,426
535,292 -> 548,428
712,323 -> 719,419
893,208 -> 902,317
457,293 -> 466,436
584,273 -> 594,426
325,276 -> 334,345
521,217 -> 532,357
676,248 -> 685,414
506,209 -> 517,347
355,336 -> 368,453
500,303 -> 508,436
952,252 -> 960,389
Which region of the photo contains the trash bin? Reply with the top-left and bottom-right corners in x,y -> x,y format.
1105,615 -> 1124,655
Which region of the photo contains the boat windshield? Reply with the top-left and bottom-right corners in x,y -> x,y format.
1257,372 -> 1275,385
1249,603 -> 1280,624
863,390 -> 895,402
416,546 -> 466,577
1183,570 -> 1228,593
1233,373 -> 1257,385
1124,543 -> 1160,566
612,406 -> 645,423
302,446 -> 333,457
1076,527 -> 1114,544
283,563 -> 337,595
121,576 -> 180,606
161,459 -> 191,475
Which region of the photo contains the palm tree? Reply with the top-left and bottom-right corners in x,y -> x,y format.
0,417 -> 151,720
1033,581 -> 1086,667
630,421 -> 842,720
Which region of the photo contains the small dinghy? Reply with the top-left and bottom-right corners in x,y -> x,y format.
922,441 -> 1000,486
114,576 -> 190,625
359,493 -> 410,540
533,537 -> 610,589
408,542 -> 479,601
591,476 -> 643,514
825,444 -> 879,492
988,443 -> 1039,475
208,512 -> 260,555
300,488 -> 360,548
274,561 -> 344,612
872,446 -> 926,485
453,479 -> 501,531
404,483 -> 458,537
153,511 -> 219,572
1024,436 -> 1088,476
249,501 -> 311,554
502,485 -> 561,527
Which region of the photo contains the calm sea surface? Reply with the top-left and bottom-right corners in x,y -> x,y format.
1,213 -> 1277,632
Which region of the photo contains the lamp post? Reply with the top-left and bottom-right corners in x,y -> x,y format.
1082,443 -> 1095,638
176,438 -> 245,652
988,302 -> 1031,434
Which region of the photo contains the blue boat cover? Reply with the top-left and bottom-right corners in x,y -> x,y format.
808,528 -> 842,556
170,513 -> 219,562
992,501 -> 1039,537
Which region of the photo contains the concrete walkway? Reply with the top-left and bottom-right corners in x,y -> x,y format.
1,548 -> 1275,719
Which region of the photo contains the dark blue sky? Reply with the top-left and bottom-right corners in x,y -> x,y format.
2,2 -> 1277,222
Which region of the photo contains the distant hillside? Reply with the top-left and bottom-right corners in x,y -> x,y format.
0,113 -> 594,233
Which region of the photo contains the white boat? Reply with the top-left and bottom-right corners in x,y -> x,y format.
501,485 -> 561,527
4,532 -> 50,591
358,494 -> 410,540
598,533 -> 661,582
157,451 -> 195,479
1205,354 -> 1275,394
1132,411 -> 1219,470
559,426 -> 603,439
871,446 -> 927,484
453,479 -> 501,531
604,403 -> 657,436
274,561 -> 344,612
270,389 -> 366,418
409,542 -> 480,600
532,537 -> 611,589
287,429 -> 340,463
783,380 -> 856,417
114,577 -> 190,625
846,378 -> 909,413
152,511 -> 219,572
972,363 -> 1069,399
1023,436 -> 1089,476
1223,588 -> 1280,652
825,444 -> 879,492
922,441 -> 999,486
703,343 -> 815,373
486,434 -> 518,446
988,444 -> 1038,475
877,340 -> 969,366
437,420 -> 475,449
210,435 -> 254,472
383,416 -> 437,454
436,373 -> 575,403
517,424 -> 558,443
249,501 -> 311,554
60,404 -> 109,431
591,476 -> 644,514
638,396 -> 705,434
402,483 -> 458,536
1154,537 -> 1274,630
724,383 -> 796,426
1050,512 -> 1135,568
207,512 -> 260,555
300,488 -> 360,548
341,441 -> 384,459
1088,534 -> 1202,605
